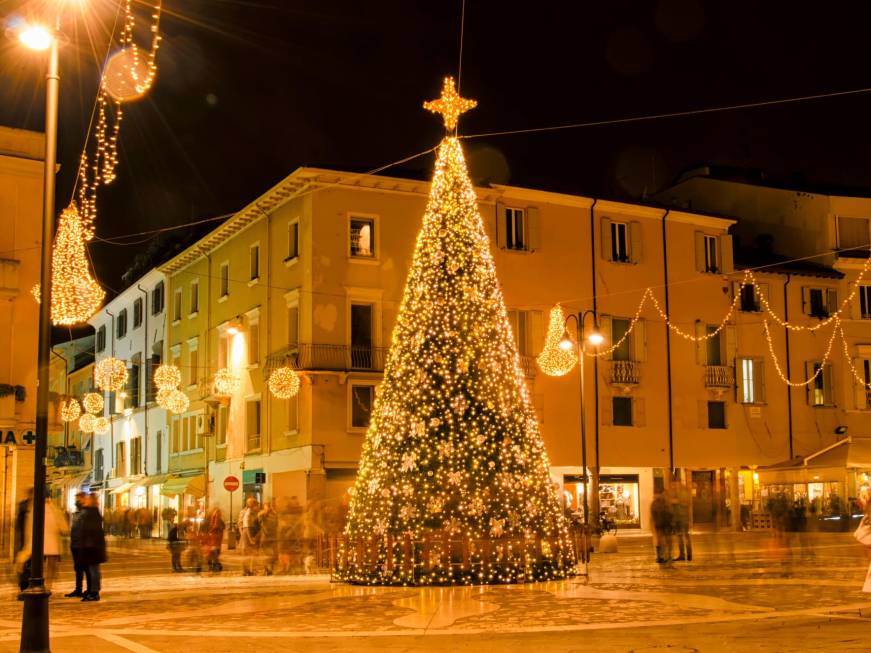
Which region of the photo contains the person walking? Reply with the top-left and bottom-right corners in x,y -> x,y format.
258,502 -> 279,575
650,491 -> 674,564
167,521 -> 185,572
237,498 -> 261,576
206,508 -> 226,572
670,483 -> 693,562
65,492 -> 89,597
17,496 -> 69,590
79,493 -> 107,602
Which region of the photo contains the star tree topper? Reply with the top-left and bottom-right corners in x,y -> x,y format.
423,76 -> 477,131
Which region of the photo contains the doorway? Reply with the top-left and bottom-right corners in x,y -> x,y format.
692,470 -> 716,523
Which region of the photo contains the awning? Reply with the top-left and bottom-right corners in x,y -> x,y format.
160,474 -> 206,498
110,482 -> 135,495
758,437 -> 871,484
145,474 -> 168,486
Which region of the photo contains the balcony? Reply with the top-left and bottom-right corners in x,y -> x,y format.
265,343 -> 388,374
51,446 -> 85,469
609,360 -> 639,386
705,365 -> 734,388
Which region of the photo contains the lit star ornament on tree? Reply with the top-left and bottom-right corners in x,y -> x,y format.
423,76 -> 477,132
337,79 -> 574,586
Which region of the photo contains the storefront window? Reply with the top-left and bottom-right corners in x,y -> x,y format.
599,474 -> 641,528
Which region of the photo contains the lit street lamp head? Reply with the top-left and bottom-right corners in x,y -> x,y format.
558,332 -> 575,351
587,331 -> 605,347
19,24 -> 52,50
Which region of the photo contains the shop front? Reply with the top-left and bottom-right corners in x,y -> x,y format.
161,473 -> 206,522
553,466 -> 654,532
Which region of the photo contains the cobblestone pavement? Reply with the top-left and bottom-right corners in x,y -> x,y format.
2,532 -> 870,652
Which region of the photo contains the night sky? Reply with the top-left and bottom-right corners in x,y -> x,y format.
4,0 -> 871,296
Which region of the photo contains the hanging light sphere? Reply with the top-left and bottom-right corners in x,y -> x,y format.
82,392 -> 104,415
78,412 -> 97,433
93,416 -> 110,434
156,386 -> 174,409
94,357 -> 128,392
164,389 -> 189,415
154,364 -> 182,390
213,367 -> 240,396
268,366 -> 300,399
60,398 -> 82,422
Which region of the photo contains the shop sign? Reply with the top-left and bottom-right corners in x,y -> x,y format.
2,431 -> 36,446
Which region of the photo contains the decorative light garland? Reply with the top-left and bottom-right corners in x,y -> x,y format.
60,398 -> 82,422
268,366 -> 301,399
93,416 -> 110,434
78,413 -> 97,433
154,364 -> 182,390
162,389 -> 189,415
213,368 -> 240,396
536,304 -> 577,376
82,392 -> 104,415
94,357 -> 128,392
50,205 -> 105,325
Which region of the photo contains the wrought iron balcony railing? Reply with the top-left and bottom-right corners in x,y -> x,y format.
610,360 -> 640,385
265,343 -> 388,374
705,365 -> 734,388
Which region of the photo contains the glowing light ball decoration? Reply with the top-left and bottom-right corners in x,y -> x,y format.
156,387 -> 174,408
60,398 -> 82,422
78,413 -> 97,433
93,416 -> 110,434
50,204 -> 105,325
82,392 -> 104,415
213,368 -> 240,396
537,304 -> 578,377
154,364 -> 182,390
337,78 -> 574,586
95,357 -> 128,392
163,389 -> 189,415
268,367 -> 300,399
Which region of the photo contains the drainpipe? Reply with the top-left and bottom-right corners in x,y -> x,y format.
50,349 -> 68,447
588,199 -> 601,521
105,310 -> 116,487
661,210 -> 675,475
264,206 -> 272,458
783,274 -> 794,459
137,284 -> 149,477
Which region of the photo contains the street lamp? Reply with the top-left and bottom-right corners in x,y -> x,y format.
18,15 -> 60,653
559,310 -> 602,575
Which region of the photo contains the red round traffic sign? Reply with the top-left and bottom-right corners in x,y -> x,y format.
223,475 -> 240,492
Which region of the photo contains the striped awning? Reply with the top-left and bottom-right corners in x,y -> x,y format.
160,474 -> 206,498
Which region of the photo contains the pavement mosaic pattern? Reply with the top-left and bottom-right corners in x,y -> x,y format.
1,532 -> 869,652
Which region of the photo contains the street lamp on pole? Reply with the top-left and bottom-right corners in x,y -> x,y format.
558,310 -> 602,575
18,15 -> 60,653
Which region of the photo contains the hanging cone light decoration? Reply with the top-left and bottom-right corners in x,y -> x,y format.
51,204 -> 105,326
537,304 -> 578,377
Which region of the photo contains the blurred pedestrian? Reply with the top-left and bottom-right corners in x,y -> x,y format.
65,492 -> 89,598
670,483 -> 692,562
206,508 -> 226,572
79,493 -> 106,601
167,521 -> 185,572
650,491 -> 673,564
258,502 -> 279,575
237,498 -> 261,576
182,509 -> 203,572
17,496 -> 69,591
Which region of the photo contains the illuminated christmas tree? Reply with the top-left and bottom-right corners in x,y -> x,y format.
337,78 -> 574,585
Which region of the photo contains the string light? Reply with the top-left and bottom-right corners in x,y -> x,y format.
31,284 -> 41,304
536,304 -> 577,376
82,392 -> 104,415
94,357 -> 128,392
213,368 -> 240,396
60,398 -> 81,422
50,205 -> 105,325
423,76 -> 477,132
268,366 -> 301,399
338,81 -> 574,586
154,364 -> 182,390
93,416 -> 110,434
78,413 -> 97,433
162,389 -> 189,415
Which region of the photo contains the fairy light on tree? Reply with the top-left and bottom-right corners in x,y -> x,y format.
82,392 -> 104,415
154,364 -> 182,390
268,366 -> 301,399
60,399 -> 81,423
337,78 -> 574,586
162,389 -> 189,415
94,357 -> 128,392
93,416 -> 110,435
78,413 -> 97,434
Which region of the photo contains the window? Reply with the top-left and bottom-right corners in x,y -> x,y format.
705,326 -> 722,366
94,449 -> 104,482
860,286 -> 871,319
151,281 -> 164,315
171,417 -> 180,453
350,303 -> 374,369
220,262 -> 229,297
807,361 -> 834,406
249,244 -> 260,281
129,355 -> 141,408
217,405 -> 228,446
117,309 -> 128,338
837,216 -> 869,254
287,304 -> 299,346
707,401 -> 726,429
115,441 -> 127,477
350,217 -> 375,257
188,348 -> 198,387
248,319 -> 260,366
190,281 -> 199,315
287,221 -> 299,260
704,235 -> 718,273
804,287 -> 837,319
505,207 -> 526,251
218,332 -> 229,370
173,289 -> 183,322
133,298 -> 143,328
611,221 -> 629,262
611,318 -> 632,362
612,396 -> 633,426
695,232 -> 727,274
740,284 -> 759,312
286,395 -> 299,432
246,399 -> 262,450
147,353 -> 161,402
130,438 -> 142,476
96,325 -> 106,353
350,384 -> 375,429
507,309 -> 542,357
738,358 -> 765,404
155,431 -> 162,473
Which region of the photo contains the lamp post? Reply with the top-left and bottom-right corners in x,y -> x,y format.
18,17 -> 59,653
559,310 -> 603,575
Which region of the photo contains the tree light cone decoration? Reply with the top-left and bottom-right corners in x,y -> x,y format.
60,398 -> 82,423
154,364 -> 182,390
78,413 -> 97,433
336,79 -> 574,586
93,416 -> 110,434
95,357 -> 129,392
537,304 -> 578,377
163,389 -> 189,415
213,368 -> 240,396
82,392 -> 104,415
50,205 -> 105,325
268,366 -> 301,399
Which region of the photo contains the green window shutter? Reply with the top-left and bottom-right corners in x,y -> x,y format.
632,398 -> 646,427
629,221 -> 643,264
824,364 -> 834,406
698,400 -> 709,429
600,397 -> 613,426
694,231 -> 706,273
632,318 -> 647,362
719,234 -> 734,274
495,203 -> 506,248
826,288 -> 839,316
529,310 -> 544,356
695,321 -> 707,365
724,325 -> 737,366
754,358 -> 766,403
854,359 -> 868,410
601,218 -> 613,261
599,315 -> 612,361
527,207 -> 541,251
805,361 -> 813,405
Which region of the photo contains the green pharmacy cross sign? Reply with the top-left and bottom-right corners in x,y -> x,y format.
3,431 -> 37,445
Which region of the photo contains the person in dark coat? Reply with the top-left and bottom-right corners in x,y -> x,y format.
650,492 -> 674,564
65,492 -> 89,598
78,493 -> 107,602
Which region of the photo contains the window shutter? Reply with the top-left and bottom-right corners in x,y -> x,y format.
829,214 -> 839,249
632,318 -> 647,362
601,218 -> 613,261
527,207 -> 541,251
824,364 -> 834,405
826,288 -> 839,316
754,358 -> 766,403
695,321 -> 707,365
507,310 -> 518,350
805,361 -> 813,405
629,221 -> 643,264
600,397 -> 613,426
731,281 -> 741,303
633,398 -> 646,427
719,234 -> 734,274
496,203 -> 506,248
801,287 -> 810,315
529,310 -> 544,356
694,231 -> 706,273
698,400 -> 709,429
724,324 -> 737,365
854,358 -> 868,409
599,315 -> 612,360
758,283 -> 770,310
735,358 -> 745,403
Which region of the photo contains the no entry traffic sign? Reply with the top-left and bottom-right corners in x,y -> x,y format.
223,475 -> 240,492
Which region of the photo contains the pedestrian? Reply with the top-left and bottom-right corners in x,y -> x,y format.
206,508 -> 226,572
669,483 -> 692,561
237,498 -> 261,576
182,510 -> 203,572
650,491 -> 674,564
17,496 -> 69,590
167,521 -> 185,572
854,492 -> 871,593
258,502 -> 279,575
79,493 -> 107,601
65,492 -> 89,598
